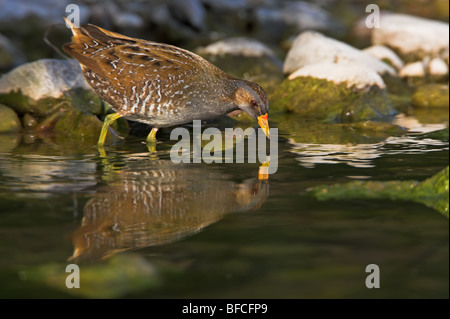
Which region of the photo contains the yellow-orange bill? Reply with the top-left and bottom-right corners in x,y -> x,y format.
258,161 -> 270,180
257,113 -> 270,139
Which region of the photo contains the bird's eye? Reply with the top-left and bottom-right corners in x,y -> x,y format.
250,100 -> 258,109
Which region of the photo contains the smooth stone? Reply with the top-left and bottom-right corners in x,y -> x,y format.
428,57 -> 449,76
0,103 -> 21,133
0,59 -> 91,116
372,13 -> 449,59
288,62 -> 386,90
197,37 -> 277,58
0,59 -> 89,101
283,31 -> 396,76
399,61 -> 426,78
362,45 -> 404,70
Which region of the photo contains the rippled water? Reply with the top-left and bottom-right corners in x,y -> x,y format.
0,112 -> 448,298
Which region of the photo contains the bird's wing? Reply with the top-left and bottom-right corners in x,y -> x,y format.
63,22 -> 227,115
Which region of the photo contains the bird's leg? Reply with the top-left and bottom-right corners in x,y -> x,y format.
146,127 -> 159,144
97,113 -> 122,147
146,128 -> 159,152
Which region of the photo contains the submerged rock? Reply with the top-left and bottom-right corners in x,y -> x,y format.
372,13 -> 449,60
0,103 -> 21,133
412,84 -> 449,108
309,166 -> 449,217
283,31 -> 396,76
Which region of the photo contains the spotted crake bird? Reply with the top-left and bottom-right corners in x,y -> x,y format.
62,18 -> 270,147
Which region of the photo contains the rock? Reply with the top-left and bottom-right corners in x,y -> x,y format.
399,61 -> 426,78
412,84 -> 449,108
288,62 -> 386,90
53,108 -> 113,145
428,57 -> 449,76
198,38 -> 283,92
22,113 -> 37,129
270,76 -> 396,123
363,45 -> 404,70
255,1 -> 338,33
0,59 -> 90,116
372,13 -> 449,60
0,103 -> 21,133
0,59 -> 89,100
283,31 -> 396,76
169,0 -> 205,31
0,33 -> 27,71
197,37 -> 278,58
309,166 -> 449,217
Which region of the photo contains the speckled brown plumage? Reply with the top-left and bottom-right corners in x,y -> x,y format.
63,19 -> 270,145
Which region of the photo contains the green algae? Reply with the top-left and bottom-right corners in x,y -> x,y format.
309,166 -> 449,217
269,76 -> 396,123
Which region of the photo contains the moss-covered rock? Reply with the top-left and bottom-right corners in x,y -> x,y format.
0,103 -> 21,133
309,166 -> 449,217
53,108 -> 129,146
270,77 -> 396,123
412,83 -> 449,108
21,253 -> 160,298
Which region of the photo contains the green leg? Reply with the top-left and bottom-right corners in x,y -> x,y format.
98,113 -> 122,147
146,128 -> 159,152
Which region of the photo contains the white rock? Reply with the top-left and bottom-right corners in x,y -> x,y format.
288,62 -> 386,90
372,13 -> 449,58
197,37 -> 276,58
114,12 -> 144,29
428,57 -> 449,76
0,59 -> 89,100
363,45 -> 404,70
399,61 -> 426,78
280,1 -> 334,31
283,31 -> 396,76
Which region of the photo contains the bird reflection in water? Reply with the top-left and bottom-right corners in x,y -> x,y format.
70,160 -> 269,262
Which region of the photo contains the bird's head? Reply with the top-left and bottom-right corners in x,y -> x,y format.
233,80 -> 270,138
